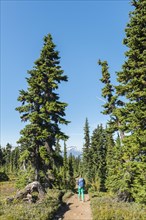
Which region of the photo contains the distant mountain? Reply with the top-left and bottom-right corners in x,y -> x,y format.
67,146 -> 82,157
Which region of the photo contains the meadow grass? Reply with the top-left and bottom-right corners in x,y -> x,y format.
0,181 -> 17,200
89,192 -> 146,220
0,181 -> 65,220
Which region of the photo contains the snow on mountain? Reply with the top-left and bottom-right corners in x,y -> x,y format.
67,146 -> 82,157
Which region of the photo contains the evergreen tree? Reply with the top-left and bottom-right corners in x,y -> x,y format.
53,138 -> 63,168
105,134 -> 123,194
115,0 -> 146,203
90,124 -> 108,191
11,147 -> 20,172
98,0 -> 146,203
73,155 -> 82,177
4,143 -> 12,173
68,153 -> 74,178
98,60 -> 124,140
98,60 -> 115,116
16,34 -> 69,182
68,153 -> 75,189
55,138 -> 62,155
63,141 -> 68,186
82,118 -> 91,180
0,146 -> 4,167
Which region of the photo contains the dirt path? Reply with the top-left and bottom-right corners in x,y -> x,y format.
54,193 -> 93,220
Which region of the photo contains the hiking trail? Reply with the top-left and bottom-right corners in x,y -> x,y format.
54,193 -> 93,220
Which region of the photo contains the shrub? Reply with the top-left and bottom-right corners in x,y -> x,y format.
62,190 -> 73,202
0,188 -> 64,220
90,192 -> 146,220
0,172 -> 9,182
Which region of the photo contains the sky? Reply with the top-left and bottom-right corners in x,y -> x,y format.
1,0 -> 132,151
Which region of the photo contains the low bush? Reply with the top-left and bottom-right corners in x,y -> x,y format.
0,172 -> 9,182
0,184 -> 65,220
90,192 -> 146,220
62,190 -> 74,202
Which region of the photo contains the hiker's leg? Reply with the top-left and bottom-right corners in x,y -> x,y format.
81,188 -> 84,201
78,187 -> 81,200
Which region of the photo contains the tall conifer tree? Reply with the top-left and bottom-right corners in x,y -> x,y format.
16,34 -> 69,182
82,118 -> 91,179
98,0 -> 146,203
62,141 -> 69,188
98,60 -> 124,140
115,0 -> 146,203
105,134 -> 123,194
90,124 -> 108,191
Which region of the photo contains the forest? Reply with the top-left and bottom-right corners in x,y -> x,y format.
0,0 -> 146,219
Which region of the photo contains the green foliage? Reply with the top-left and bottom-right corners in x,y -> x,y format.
88,175 -> 101,192
0,182 -> 17,205
114,0 -> 146,203
90,192 -> 146,220
105,135 -> 123,193
131,162 -> 146,204
72,155 -> 82,178
39,146 -> 50,165
62,190 -> 74,202
0,145 -> 20,176
16,168 -> 35,189
16,33 -> 69,182
52,166 -> 65,189
98,60 -> 115,115
0,190 -> 63,220
0,172 -> 9,182
98,60 -> 124,140
98,0 -> 146,203
89,124 -> 109,191
82,118 -> 91,180
67,154 -> 76,190
46,188 -> 64,202
54,142 -> 76,191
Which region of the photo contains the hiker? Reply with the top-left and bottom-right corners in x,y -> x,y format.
77,175 -> 85,202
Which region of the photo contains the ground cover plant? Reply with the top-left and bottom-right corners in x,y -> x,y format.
0,181 -> 66,220
89,191 -> 146,220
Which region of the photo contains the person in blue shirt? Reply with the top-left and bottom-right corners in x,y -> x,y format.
77,175 -> 85,202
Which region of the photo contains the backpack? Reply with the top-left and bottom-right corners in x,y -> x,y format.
78,178 -> 85,187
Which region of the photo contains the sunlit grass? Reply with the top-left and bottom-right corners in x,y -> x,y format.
90,192 -> 146,220
0,182 -> 64,220
0,181 -> 17,201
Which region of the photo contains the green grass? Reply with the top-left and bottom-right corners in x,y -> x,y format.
0,181 -> 64,220
0,181 -> 17,201
0,201 -> 60,220
89,192 -> 146,220
62,190 -> 74,202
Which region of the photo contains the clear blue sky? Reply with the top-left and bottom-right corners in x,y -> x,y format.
1,0 -> 132,150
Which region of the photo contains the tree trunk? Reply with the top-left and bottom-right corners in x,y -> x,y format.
15,181 -> 45,202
